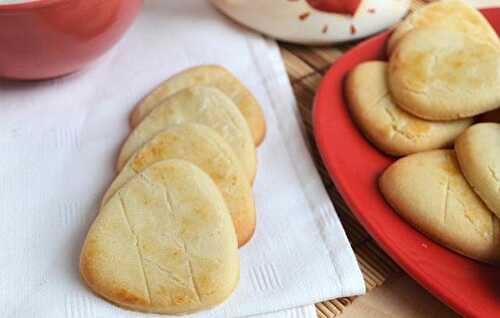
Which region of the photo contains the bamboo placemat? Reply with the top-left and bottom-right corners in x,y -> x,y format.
277,1 -> 428,317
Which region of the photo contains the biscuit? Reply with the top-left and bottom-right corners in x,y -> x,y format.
455,123 -> 500,219
80,159 -> 239,314
130,65 -> 266,145
346,61 -> 472,156
118,86 -> 256,183
379,150 -> 500,264
387,0 -> 499,56
388,28 -> 500,120
105,123 -> 255,247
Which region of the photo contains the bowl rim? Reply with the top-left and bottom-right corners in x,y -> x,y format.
0,0 -> 72,11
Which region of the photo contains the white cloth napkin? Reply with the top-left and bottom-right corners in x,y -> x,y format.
0,1 -> 364,317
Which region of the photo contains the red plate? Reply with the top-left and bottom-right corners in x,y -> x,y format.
313,8 -> 500,318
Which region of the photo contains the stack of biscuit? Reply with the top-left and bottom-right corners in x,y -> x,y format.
79,65 -> 266,314
346,0 -> 500,265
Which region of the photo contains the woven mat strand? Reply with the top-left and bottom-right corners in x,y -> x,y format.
278,1 -> 428,317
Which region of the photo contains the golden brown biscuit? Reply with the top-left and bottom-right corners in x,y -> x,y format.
387,0 -> 499,56
388,28 -> 500,120
80,159 -> 240,314
346,61 -> 472,156
104,123 -> 255,247
130,65 -> 266,145
118,86 -> 257,183
455,123 -> 500,219
379,150 -> 500,264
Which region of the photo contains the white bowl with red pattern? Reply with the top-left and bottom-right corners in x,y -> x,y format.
211,0 -> 411,45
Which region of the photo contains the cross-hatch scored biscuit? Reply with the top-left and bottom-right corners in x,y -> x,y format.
118,85 -> 257,183
387,0 -> 500,56
103,123 -> 256,247
379,150 -> 500,265
130,65 -> 266,146
80,160 -> 240,314
388,27 -> 500,120
456,123 -> 500,219
346,61 -> 472,156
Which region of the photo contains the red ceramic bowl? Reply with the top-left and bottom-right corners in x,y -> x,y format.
0,0 -> 142,80
314,8 -> 500,318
